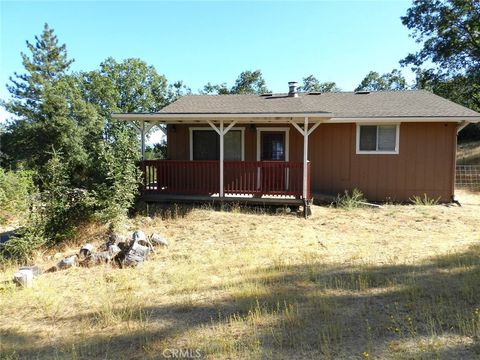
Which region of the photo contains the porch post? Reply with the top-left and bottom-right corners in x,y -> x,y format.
207,120 -> 237,198
140,121 -> 146,160
219,120 -> 224,197
290,118 -> 322,201
303,117 -> 309,200
133,121 -> 156,160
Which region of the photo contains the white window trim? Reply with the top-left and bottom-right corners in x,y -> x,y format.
256,127 -> 290,161
189,126 -> 245,161
356,123 -> 400,155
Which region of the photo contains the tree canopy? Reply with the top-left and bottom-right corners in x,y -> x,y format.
355,69 -> 409,92
5,23 -> 74,119
0,24 -> 185,249
400,0 -> 480,139
2,23 -> 98,171
298,75 -> 340,93
401,0 -> 480,76
201,70 -> 270,95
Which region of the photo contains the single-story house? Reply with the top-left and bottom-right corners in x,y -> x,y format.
113,82 -> 480,213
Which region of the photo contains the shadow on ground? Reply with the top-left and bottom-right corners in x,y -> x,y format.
3,245 -> 480,359
134,201 -> 301,220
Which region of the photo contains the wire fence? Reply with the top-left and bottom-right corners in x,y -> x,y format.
456,165 -> 480,190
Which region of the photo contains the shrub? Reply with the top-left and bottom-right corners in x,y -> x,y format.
1,152 -> 97,261
410,194 -> 440,206
1,219 -> 45,262
335,189 -> 366,210
0,168 -> 35,224
93,128 -> 141,223
38,151 -> 97,243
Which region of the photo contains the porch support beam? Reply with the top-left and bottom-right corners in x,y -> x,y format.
302,117 -> 309,201
307,121 -> 322,136
219,120 -> 224,197
133,121 -> 156,160
159,125 -> 167,136
207,120 -> 221,135
223,120 -> 237,135
290,121 -> 304,136
207,120 -> 237,198
289,118 -> 322,202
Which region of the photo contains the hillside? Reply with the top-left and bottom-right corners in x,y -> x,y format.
458,141 -> 480,165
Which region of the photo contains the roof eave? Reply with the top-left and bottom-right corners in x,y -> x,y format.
327,116 -> 480,123
111,113 -> 480,123
112,112 -> 334,122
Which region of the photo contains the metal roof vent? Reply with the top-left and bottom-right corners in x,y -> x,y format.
288,81 -> 298,97
354,90 -> 370,95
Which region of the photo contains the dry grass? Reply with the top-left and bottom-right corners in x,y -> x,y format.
457,141 -> 480,165
1,190 -> 480,359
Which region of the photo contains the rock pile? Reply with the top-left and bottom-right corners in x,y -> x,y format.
12,230 -> 169,287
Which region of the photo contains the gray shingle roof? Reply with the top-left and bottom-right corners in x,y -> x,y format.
158,90 -> 480,118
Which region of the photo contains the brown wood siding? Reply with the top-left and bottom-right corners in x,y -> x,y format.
307,122 -> 456,202
167,122 -> 457,202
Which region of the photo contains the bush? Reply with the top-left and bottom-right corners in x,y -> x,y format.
1,220 -> 45,262
0,152 -> 96,261
39,151 -> 98,243
0,168 -> 35,224
93,127 -> 141,223
335,189 -> 366,210
1,132 -> 141,261
410,194 -> 440,206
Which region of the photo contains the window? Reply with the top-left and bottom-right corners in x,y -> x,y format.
357,124 -> 399,154
192,130 -> 218,160
256,127 -> 290,162
190,128 -> 244,160
261,132 -> 285,161
224,131 -> 242,160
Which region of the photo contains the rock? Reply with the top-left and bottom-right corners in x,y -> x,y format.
13,269 -> 34,287
107,244 -> 121,257
88,251 -> 112,265
108,233 -> 127,246
19,266 -> 42,277
57,255 -> 78,270
150,233 -> 169,247
45,266 -> 58,273
123,240 -> 150,267
117,241 -> 129,252
132,230 -> 146,242
79,244 -> 94,259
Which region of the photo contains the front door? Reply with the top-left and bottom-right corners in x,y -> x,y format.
261,132 -> 285,161
260,132 -> 287,192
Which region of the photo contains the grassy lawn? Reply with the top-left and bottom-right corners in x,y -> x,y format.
1,190 -> 480,359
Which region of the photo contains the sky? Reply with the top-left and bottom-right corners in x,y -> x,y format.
0,0 -> 419,141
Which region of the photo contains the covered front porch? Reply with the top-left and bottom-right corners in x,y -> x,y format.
114,109 -> 333,215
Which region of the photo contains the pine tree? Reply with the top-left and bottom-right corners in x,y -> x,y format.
0,23 -> 95,170
5,23 -> 74,119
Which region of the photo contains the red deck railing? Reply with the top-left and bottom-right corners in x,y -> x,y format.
142,160 -> 310,199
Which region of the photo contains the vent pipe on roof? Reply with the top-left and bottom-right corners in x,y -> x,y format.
288,81 -> 298,97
